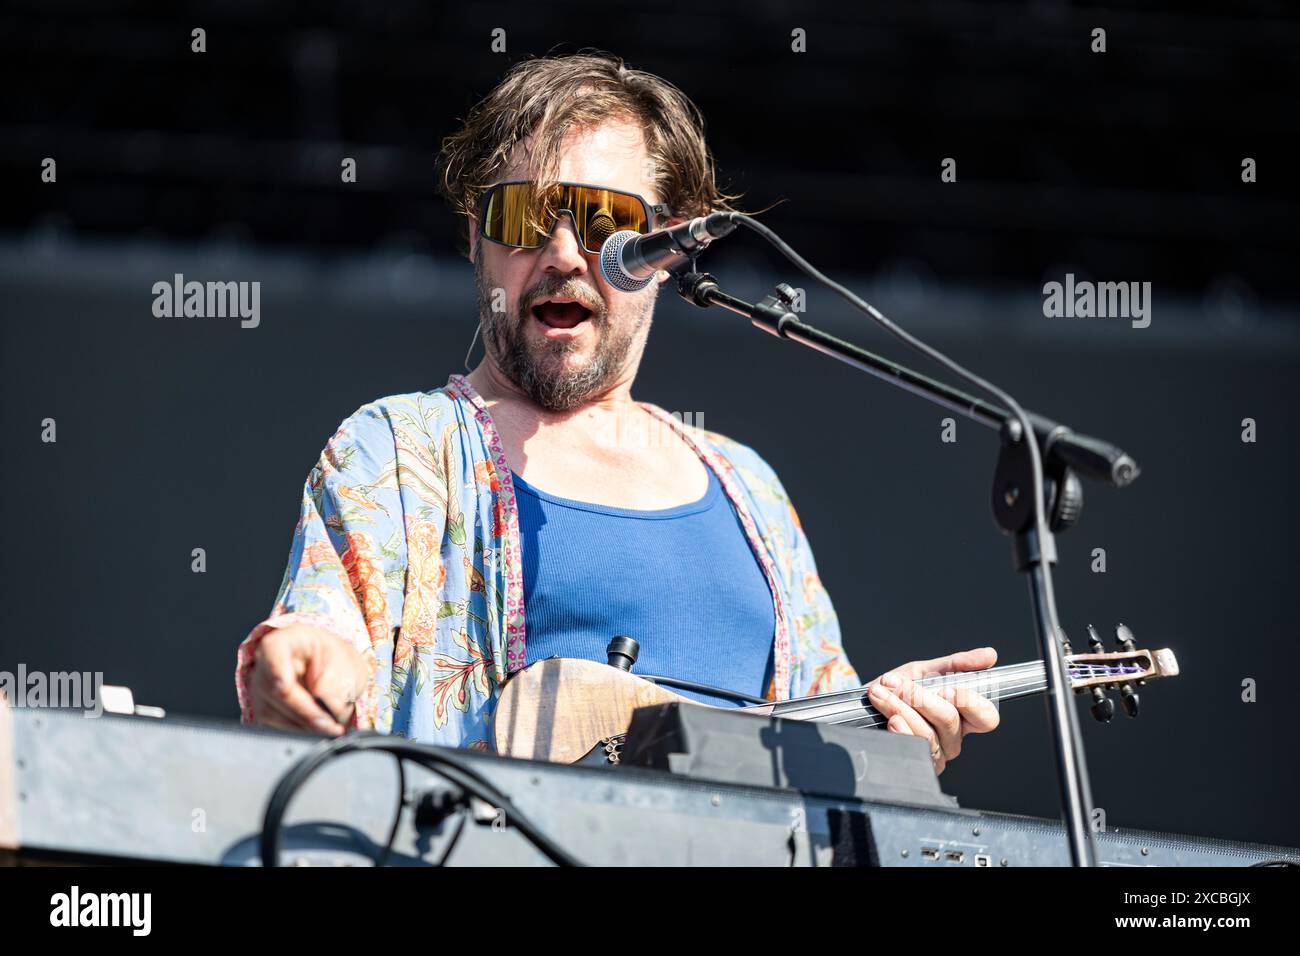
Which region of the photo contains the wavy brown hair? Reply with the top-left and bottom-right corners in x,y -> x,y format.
435,50 -> 743,255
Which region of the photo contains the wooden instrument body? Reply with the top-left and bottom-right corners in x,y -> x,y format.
493,658 -> 772,763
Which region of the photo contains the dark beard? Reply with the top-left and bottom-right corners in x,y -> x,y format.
474,262 -> 651,411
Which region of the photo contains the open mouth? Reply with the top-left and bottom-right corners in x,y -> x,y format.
531,297 -> 594,330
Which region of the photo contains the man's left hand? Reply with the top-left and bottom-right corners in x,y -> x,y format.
867,646 -> 1001,775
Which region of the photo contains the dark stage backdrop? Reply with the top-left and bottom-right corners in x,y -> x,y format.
1,1 -> 1297,849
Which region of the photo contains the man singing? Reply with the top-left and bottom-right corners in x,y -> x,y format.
236,51 -> 1000,773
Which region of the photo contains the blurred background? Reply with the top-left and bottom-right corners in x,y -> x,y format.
2,1 -> 1297,847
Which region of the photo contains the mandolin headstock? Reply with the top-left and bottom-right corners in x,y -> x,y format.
1064,648 -> 1180,689
1062,624 -> 1179,722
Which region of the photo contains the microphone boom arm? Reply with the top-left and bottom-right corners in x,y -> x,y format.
675,271 -> 1139,489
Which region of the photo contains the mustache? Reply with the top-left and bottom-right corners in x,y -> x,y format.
520,280 -> 606,320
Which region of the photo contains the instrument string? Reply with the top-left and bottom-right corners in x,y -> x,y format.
761,675 -> 1056,727
752,662 -> 1047,718
811,679 -> 1054,729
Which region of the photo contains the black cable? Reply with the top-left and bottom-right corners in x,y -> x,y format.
637,674 -> 768,705
261,733 -> 583,867
724,212 -> 1055,559
375,755 -> 406,868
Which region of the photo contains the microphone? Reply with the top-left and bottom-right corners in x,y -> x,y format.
586,207 -> 618,250
599,212 -> 737,292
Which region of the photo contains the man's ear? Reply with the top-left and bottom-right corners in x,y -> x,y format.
466,216 -> 479,264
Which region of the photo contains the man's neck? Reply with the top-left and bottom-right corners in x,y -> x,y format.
464,360 -> 640,426
462,358 -> 709,509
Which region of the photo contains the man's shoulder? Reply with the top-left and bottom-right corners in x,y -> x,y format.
329,384 -> 468,445
692,425 -> 767,470
312,385 -> 479,486
685,422 -> 790,505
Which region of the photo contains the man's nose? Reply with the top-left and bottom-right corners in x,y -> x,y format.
537,211 -> 589,275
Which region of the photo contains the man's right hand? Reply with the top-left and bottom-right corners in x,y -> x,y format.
246,624 -> 370,736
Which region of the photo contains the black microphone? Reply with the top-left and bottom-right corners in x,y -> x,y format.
599,212 -> 737,292
1024,412 -> 1141,488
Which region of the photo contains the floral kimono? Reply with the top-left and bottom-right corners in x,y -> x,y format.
236,374 -> 858,748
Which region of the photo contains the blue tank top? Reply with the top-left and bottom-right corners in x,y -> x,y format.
513,466 -> 776,706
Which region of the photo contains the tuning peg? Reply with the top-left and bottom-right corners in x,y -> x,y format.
1118,684 -> 1140,718
1114,623 -> 1146,686
1112,623 -> 1142,711
1114,623 -> 1137,652
1090,687 -> 1114,722
1085,624 -> 1105,654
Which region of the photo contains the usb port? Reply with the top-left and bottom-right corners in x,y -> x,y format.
945,851 -> 965,864
921,847 -> 941,861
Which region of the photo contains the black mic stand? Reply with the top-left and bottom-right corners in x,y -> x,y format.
675,269 -> 1141,867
